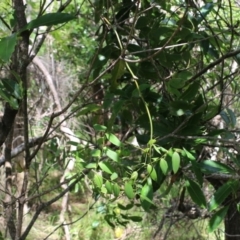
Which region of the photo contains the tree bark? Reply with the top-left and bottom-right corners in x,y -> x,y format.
225,200 -> 240,240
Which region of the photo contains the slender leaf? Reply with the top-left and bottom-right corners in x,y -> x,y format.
117,203 -> 134,210
199,160 -> 235,174
94,124 -> 107,131
23,13 -> 76,31
209,180 -> 239,212
110,59 -> 125,90
185,178 -> 207,208
183,148 -> 196,161
127,216 -> 142,222
0,34 -> 17,62
209,206 -> 229,233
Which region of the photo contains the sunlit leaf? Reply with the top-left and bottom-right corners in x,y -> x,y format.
124,182 -> 135,199
105,180 -> 113,194
112,183 -> 120,197
209,206 -> 229,233
140,183 -> 153,211
91,149 -> 101,158
99,161 -> 114,174
147,164 -> 157,181
105,133 -> 122,147
172,152 -> 180,174
93,173 -> 103,189
106,148 -> 119,162
85,163 -> 97,169
183,148 -> 196,161
94,124 -> 107,131
131,171 -> 138,180
160,158 -> 168,175
111,172 -> 118,181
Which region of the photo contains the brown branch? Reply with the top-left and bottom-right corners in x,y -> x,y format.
188,48 -> 240,84
0,136 -> 51,167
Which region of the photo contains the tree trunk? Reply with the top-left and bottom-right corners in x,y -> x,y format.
225,199 -> 240,240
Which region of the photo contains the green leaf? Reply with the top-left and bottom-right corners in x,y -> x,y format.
199,160 -> 235,174
93,173 -> 103,189
23,13 -> 76,31
77,104 -> 100,116
110,59 -> 125,90
172,152 -> 180,174
132,84 -> 150,98
105,180 -> 113,194
131,171 -> 138,180
183,148 -> 196,161
0,34 -> 17,62
93,124 -> 107,131
1,79 -> 22,99
98,162 -> 114,174
140,183 -> 153,211
124,182 -> 135,199
209,181 -> 239,212
147,164 -> 157,181
105,133 -> 122,147
203,105 -> 219,121
209,206 -> 229,233
112,183 -> 120,197
0,88 -> 18,109
191,161 -> 203,186
110,172 -> 118,181
85,163 -> 97,169
106,148 -> 119,162
168,71 -> 192,89
91,149 -> 101,158
160,158 -> 168,175
185,178 -> 206,208
181,81 -> 200,101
